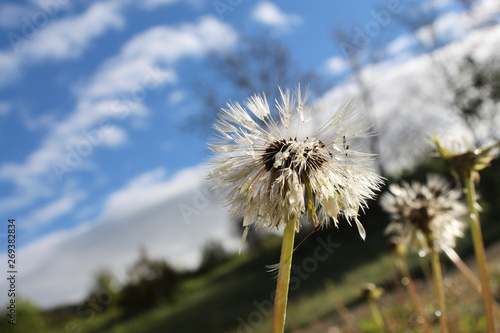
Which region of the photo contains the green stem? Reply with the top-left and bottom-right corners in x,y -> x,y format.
430,245 -> 448,333
397,258 -> 432,333
443,246 -> 482,294
465,175 -> 496,332
368,298 -> 385,333
271,218 -> 297,333
443,246 -> 500,320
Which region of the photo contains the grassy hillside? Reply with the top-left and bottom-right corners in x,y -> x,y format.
35,229 -> 500,333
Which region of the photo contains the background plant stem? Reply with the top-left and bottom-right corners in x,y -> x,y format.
465,175 -> 496,332
430,246 -> 448,333
397,257 -> 432,333
368,297 -> 385,333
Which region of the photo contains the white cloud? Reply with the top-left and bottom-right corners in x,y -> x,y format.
21,1 -> 124,60
101,167 -> 177,220
122,17 -> 236,61
435,11 -> 468,39
0,165 -> 238,308
415,0 -> 500,48
318,24 -> 500,174
0,1 -> 125,88
32,197 -> 76,223
85,16 -> 236,99
0,16 -> 237,223
22,194 -> 84,230
251,2 -> 302,29
167,89 -> 186,105
385,34 -> 415,57
469,0 -> 500,25
100,125 -> 127,147
325,56 -> 349,75
0,102 -> 138,193
86,63 -> 177,99
0,52 -> 20,87
428,0 -> 453,10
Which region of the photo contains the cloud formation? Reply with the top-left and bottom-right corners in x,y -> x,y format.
0,16 -> 237,221
325,56 -> 349,75
0,165 -> 238,308
21,194 -> 84,231
251,2 -> 302,29
319,24 -> 500,173
1,1 -> 125,88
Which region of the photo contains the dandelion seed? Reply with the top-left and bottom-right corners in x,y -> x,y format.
208,86 -> 383,241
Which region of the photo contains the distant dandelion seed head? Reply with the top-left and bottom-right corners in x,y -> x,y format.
381,175 -> 467,255
408,205 -> 430,231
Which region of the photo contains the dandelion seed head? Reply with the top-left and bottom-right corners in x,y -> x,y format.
262,138 -> 328,174
381,175 -> 467,255
208,86 -> 383,240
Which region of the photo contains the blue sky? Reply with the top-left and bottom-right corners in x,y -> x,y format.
0,0 -> 499,308
0,0 -> 398,250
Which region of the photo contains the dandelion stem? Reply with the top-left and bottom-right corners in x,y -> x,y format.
397,258 -> 432,333
271,218 -> 297,333
430,244 -> 448,333
443,246 -> 482,293
367,297 -> 385,333
465,175 -> 496,332
443,246 -> 500,319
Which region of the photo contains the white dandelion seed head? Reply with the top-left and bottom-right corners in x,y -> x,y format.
381,175 -> 468,255
208,85 -> 383,239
